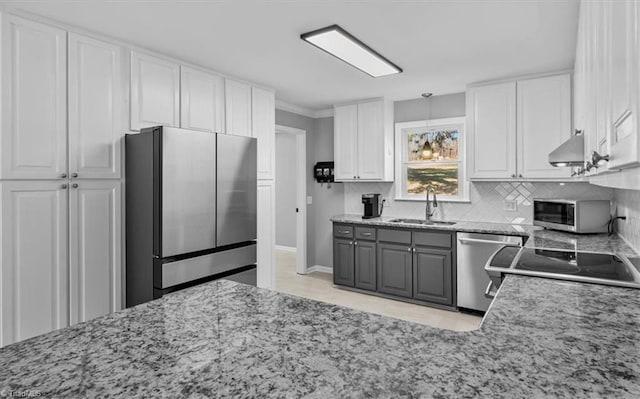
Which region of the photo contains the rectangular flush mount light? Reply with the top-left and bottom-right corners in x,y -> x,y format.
300,25 -> 402,78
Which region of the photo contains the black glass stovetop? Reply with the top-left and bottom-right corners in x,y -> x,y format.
515,248 -> 637,282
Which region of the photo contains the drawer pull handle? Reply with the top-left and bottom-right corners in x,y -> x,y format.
338,230 -> 351,234
361,232 -> 372,236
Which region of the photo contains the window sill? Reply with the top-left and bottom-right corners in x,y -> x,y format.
394,197 -> 471,204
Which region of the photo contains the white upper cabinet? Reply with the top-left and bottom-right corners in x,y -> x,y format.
130,51 -> 180,131
68,33 -> 124,179
1,15 -> 67,179
467,82 -> 517,179
606,0 -> 639,170
1,181 -> 69,347
69,180 -> 121,325
334,99 -> 393,182
467,74 -> 571,180
251,87 -> 275,179
334,104 -> 359,180
516,74 -> 572,179
180,66 -> 225,133
357,100 -> 386,180
225,79 -> 252,137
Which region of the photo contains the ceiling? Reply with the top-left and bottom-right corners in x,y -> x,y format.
1,0 -> 579,112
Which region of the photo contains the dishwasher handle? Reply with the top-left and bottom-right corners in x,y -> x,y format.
458,237 -> 522,247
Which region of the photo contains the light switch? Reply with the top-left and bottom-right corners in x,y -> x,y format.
307,196 -> 313,205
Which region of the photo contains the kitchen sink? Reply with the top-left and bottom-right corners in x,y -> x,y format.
389,218 -> 456,226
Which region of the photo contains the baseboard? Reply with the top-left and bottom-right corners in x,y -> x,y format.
275,245 -> 297,253
306,265 -> 333,274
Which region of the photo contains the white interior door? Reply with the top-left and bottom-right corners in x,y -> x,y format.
130,51 -> 180,131
224,79 -> 252,137
68,33 -> 124,179
252,87 -> 276,179
180,66 -> 225,133
517,74 -> 572,179
467,82 -> 517,179
0,14 -> 67,179
69,180 -> 121,325
333,104 -> 358,180
1,181 -> 69,347
357,100 -> 385,180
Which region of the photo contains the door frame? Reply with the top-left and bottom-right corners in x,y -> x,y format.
275,124 -> 307,275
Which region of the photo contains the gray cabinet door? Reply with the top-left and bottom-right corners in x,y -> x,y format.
377,243 -> 412,298
354,241 -> 376,291
413,247 -> 453,305
333,238 -> 354,286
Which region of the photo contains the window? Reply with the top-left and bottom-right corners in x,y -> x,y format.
395,117 -> 468,201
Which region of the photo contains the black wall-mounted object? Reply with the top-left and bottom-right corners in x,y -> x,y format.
314,161 -> 335,183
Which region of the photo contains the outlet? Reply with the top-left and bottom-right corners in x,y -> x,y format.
382,198 -> 390,208
306,196 -> 313,205
504,200 -> 517,212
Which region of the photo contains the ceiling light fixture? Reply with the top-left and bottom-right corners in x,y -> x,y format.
300,25 -> 402,78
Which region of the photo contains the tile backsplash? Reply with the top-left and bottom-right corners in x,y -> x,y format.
344,181 -> 613,225
613,188 -> 640,252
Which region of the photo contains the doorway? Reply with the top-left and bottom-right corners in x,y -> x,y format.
274,125 -> 307,284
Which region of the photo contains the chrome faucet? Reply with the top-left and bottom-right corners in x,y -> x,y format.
425,187 -> 438,221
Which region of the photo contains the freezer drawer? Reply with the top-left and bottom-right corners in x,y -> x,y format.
216,134 -> 257,246
160,128 -> 217,257
158,244 -> 256,289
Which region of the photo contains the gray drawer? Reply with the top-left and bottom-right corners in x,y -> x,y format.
355,226 -> 376,241
333,224 -> 354,238
413,231 -> 452,249
378,228 -> 411,244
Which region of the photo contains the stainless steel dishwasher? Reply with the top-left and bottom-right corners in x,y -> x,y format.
456,232 -> 523,312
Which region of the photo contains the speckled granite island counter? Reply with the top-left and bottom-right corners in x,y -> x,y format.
1,277 -> 639,398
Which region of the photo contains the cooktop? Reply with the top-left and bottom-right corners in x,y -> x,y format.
486,247 -> 640,289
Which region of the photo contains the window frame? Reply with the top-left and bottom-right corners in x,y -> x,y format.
394,117 -> 469,202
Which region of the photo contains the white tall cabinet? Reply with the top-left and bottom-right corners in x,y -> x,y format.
0,14 -> 123,346
0,15 -> 67,179
1,181 -> 69,346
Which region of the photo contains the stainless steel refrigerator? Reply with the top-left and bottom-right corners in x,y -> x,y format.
125,126 -> 257,307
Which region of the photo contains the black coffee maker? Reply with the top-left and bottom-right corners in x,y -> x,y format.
362,194 -> 381,219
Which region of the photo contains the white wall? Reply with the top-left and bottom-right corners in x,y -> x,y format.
275,133 -> 297,247
613,188 -> 640,252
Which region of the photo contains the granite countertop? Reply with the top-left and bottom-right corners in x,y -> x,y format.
330,214 -> 537,237
1,277 -> 639,398
331,214 -> 639,257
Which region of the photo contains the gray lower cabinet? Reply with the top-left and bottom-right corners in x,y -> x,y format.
377,243 -> 413,298
333,238 -> 354,286
413,247 -> 453,306
354,241 -> 376,291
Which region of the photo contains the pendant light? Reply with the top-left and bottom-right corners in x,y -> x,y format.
421,93 -> 433,161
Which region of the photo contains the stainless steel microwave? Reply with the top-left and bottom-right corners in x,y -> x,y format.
533,199 -> 611,234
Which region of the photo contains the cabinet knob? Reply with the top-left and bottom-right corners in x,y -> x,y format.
413,248 -> 416,252
60,173 -> 67,178
349,241 -> 353,245
354,241 -> 358,246
511,174 -> 516,178
61,184 -> 68,189
71,173 -> 79,178
353,175 -> 356,179
518,174 -> 523,178
72,183 -> 79,189
407,247 -> 411,252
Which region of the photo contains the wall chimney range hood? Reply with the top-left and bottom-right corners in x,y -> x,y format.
548,130 -> 585,167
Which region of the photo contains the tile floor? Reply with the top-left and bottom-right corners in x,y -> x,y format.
275,249 -> 482,332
